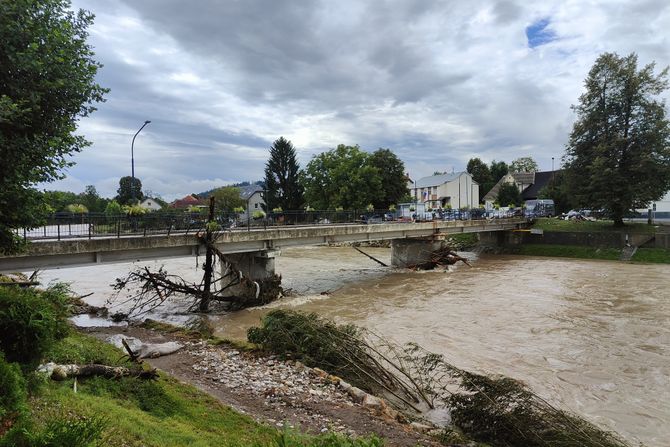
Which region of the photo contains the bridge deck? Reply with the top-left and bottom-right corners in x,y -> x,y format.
0,218 -> 527,271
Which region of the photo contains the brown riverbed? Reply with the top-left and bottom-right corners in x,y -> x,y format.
38,246 -> 670,446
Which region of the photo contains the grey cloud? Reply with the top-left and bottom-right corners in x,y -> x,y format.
493,1 -> 521,24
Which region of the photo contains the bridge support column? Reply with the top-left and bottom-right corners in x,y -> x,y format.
391,238 -> 445,268
222,249 -> 278,281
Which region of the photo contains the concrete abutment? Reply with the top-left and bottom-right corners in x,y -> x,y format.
391,238 -> 445,267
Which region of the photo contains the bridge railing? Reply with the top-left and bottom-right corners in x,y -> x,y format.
16,207 -> 521,241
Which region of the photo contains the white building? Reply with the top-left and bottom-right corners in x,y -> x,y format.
409,172 -> 479,209
139,198 -> 162,211
239,184 -> 265,218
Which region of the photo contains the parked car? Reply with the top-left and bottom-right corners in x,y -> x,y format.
360,214 -> 383,224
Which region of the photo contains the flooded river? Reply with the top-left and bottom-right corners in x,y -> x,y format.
37,246 -> 669,446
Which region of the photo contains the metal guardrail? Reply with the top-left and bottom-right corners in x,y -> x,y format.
17,208 -> 520,241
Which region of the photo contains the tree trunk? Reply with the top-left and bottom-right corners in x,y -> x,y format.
199,196 -> 216,312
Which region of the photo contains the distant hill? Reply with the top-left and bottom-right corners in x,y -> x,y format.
197,180 -> 264,198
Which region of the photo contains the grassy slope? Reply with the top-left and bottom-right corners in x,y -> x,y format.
631,248 -> 670,263
516,244 -> 621,261
29,331 -> 383,447
525,219 -> 670,263
32,332 -> 276,447
531,218 -> 656,234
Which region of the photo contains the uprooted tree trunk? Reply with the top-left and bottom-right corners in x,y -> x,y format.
407,246 -> 472,270
38,363 -> 158,380
110,196 -> 282,319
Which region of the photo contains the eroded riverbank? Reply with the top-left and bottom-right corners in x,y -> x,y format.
36,246 -> 670,446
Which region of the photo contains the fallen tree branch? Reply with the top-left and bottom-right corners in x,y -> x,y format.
38,362 -> 158,380
353,246 -> 388,267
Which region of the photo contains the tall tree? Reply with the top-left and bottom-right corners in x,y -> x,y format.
496,182 -> 522,207
510,157 -> 539,173
538,171 -> 573,214
302,144 -> 382,210
489,160 -> 509,183
564,52 -> 670,226
79,185 -> 107,212
368,148 -> 408,208
0,0 -> 107,253
263,137 -> 304,211
116,176 -> 143,205
467,157 -> 493,201
211,186 -> 244,213
42,190 -> 79,212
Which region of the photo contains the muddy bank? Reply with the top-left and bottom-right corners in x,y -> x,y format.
84,325 -> 442,447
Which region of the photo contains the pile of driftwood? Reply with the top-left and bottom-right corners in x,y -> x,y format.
109,197 -> 282,319
408,247 -> 471,270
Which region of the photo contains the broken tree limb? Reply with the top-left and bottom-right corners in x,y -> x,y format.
353,246 -> 388,267
37,362 -> 158,380
121,338 -> 141,363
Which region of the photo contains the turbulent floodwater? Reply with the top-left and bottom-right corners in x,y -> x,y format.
36,246 -> 670,446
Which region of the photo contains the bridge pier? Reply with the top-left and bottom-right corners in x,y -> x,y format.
222,249 -> 279,281
391,238 -> 446,267
217,249 -> 281,302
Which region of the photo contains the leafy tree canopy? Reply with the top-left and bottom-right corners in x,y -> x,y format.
538,171 -> 573,214
302,144 -> 383,210
368,148 -> 408,209
510,157 -> 539,173
496,182 -> 522,208
489,160 -> 509,183
104,200 -> 122,215
467,158 -> 493,202
0,0 -> 107,253
116,176 -> 144,205
563,52 -> 670,226
263,137 -> 304,211
211,186 -> 245,213
42,190 -> 79,213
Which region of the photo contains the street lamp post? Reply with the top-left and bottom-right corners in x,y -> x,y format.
131,120 -> 151,204
551,157 -> 555,185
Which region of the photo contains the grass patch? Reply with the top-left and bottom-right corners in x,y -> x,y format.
532,218 -> 656,234
10,331 -> 385,447
31,333 -> 277,446
516,244 -> 621,261
447,233 -> 479,250
631,248 -> 670,263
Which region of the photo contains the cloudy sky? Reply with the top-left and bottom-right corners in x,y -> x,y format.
52,0 -> 670,200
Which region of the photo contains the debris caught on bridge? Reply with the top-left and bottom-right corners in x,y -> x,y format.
109,197 -> 282,319
408,246 -> 472,270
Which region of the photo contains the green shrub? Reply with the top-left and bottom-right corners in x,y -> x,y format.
0,286 -> 70,366
0,352 -> 26,423
247,310 -> 361,378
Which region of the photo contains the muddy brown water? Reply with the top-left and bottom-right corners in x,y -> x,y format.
36,246 -> 669,446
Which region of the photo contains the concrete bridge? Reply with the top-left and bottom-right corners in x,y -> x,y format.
0,218 -> 527,279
